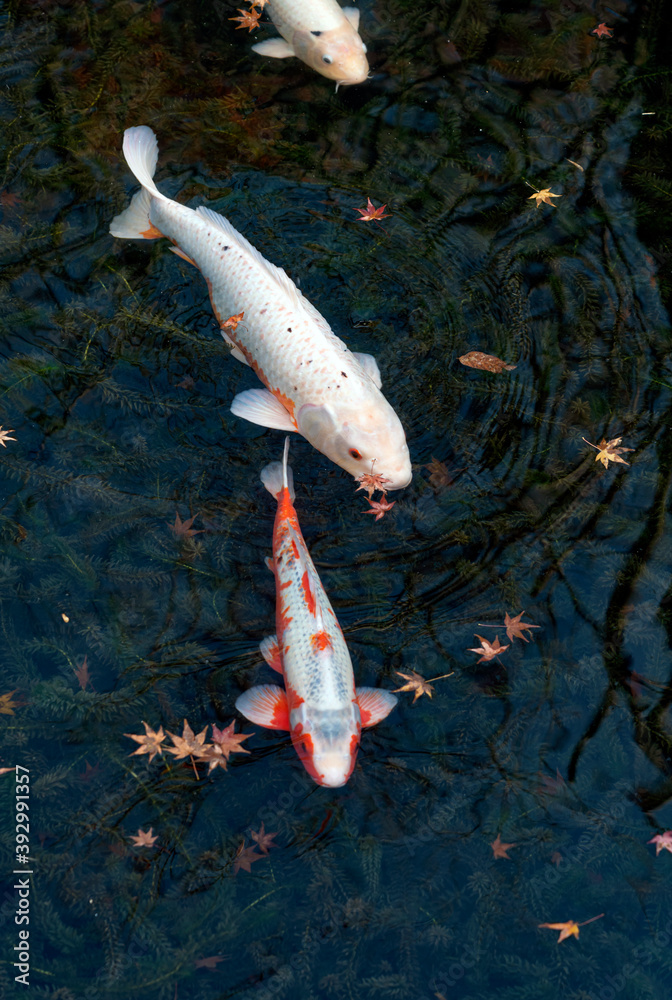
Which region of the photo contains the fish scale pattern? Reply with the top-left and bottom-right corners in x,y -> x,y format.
149,197 -> 373,411
273,511 -> 355,712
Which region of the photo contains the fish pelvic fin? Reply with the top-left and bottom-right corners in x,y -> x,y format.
356,687 -> 398,727
236,684 -> 289,730
260,436 -> 295,501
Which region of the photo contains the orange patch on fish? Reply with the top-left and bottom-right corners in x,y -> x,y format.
311,631 -> 332,652
301,571 -> 316,615
270,387 -> 297,423
140,223 -> 163,239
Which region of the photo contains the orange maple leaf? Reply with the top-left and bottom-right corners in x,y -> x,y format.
648,831 -> 672,856
221,311 -> 244,332
539,913 -> 604,942
211,721 -> 253,759
592,22 -> 613,38
458,351 -> 516,373
582,435 -> 632,469
168,512 -> 203,538
468,635 -> 509,663
355,198 -> 392,222
355,469 -> 391,499
129,827 -> 158,848
504,611 -> 540,643
490,833 -> 516,859
229,7 -> 260,30
0,690 -> 23,716
393,669 -> 454,703
125,722 -> 166,763
0,426 -> 17,447
528,187 -> 561,208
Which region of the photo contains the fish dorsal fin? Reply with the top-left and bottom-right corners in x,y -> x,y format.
195,205 -> 342,342
343,7 -> 361,30
235,684 -> 289,730
356,687 -> 398,727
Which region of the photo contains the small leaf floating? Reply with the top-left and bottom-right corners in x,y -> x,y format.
458,352 -> 516,373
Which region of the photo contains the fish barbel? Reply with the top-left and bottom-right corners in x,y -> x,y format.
236,438 -> 397,787
109,126 -> 412,490
251,0 -> 369,86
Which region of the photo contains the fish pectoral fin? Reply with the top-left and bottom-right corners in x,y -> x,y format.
352,352 -> 382,388
251,37 -> 296,58
230,388 -> 297,431
356,687 -> 398,727
235,684 -> 289,730
264,556 -> 275,572
260,635 -> 283,674
342,6 -> 361,30
168,245 -> 199,268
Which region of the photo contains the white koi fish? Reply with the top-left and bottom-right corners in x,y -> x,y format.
110,126 -> 411,490
252,0 -> 369,87
236,439 -> 397,787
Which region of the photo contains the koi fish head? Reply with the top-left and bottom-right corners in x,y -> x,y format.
292,26 -> 369,86
297,400 -> 412,491
290,703 -> 361,788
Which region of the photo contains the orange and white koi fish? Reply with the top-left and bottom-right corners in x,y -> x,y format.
251,0 -> 369,87
236,439 -> 397,787
110,126 -> 411,491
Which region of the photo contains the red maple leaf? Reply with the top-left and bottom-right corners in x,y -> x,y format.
592,22 -> 613,38
354,198 -> 392,223
363,496 -> 396,521
74,655 -> 92,691
221,311 -> 244,332
250,822 -> 278,853
168,512 -> 202,538
229,7 -> 260,31
233,841 -> 264,874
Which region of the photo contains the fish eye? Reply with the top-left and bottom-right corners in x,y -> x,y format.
349,449 -> 362,460
311,30 -> 322,36
322,54 -> 333,64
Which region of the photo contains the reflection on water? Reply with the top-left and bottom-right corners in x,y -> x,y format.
1,0 -> 672,997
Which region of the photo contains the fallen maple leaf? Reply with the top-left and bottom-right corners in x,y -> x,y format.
0,690 -> 22,716
221,311 -> 244,332
582,436 -> 632,469
229,7 -> 260,30
528,188 -> 561,208
393,669 -> 454,703
125,722 -> 166,763
250,822 -> 278,853
648,831 -> 672,856
0,426 -> 16,447
211,721 -> 252,759
233,841 -> 264,874
458,351 -> 516,373
355,198 -> 391,222
468,635 -> 509,663
247,0 -> 269,7
168,512 -> 203,538
355,469 -> 391,499
504,611 -> 540,643
592,22 -> 613,38
74,655 -> 92,691
166,720 -> 209,762
194,955 -> 226,970
538,913 -> 604,942
129,827 -> 158,848
0,766 -> 15,776
363,496 -> 396,522
424,457 -> 462,491
491,833 -> 516,859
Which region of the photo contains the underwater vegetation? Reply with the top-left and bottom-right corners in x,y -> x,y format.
1,0 -> 672,997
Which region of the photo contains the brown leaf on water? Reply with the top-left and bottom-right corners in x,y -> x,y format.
491,833 -> 516,859
125,722 -> 166,763
468,635 -> 509,663
355,197 -> 391,222
233,841 -> 264,874
74,655 -> 92,691
504,611 -> 540,643
194,721 -> 253,773
229,7 -> 260,30
250,822 -> 278,853
355,469 -> 391,499
393,669 -> 454,703
458,351 -> 516,373
528,187 -> 561,208
194,955 -> 226,970
166,720 -> 209,761
582,436 -> 633,469
363,496 -> 396,522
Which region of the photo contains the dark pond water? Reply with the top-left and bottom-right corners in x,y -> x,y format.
1,0 -> 672,997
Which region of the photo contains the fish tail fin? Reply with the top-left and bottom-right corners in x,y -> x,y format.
260,436 -> 295,501
109,126 -> 164,240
